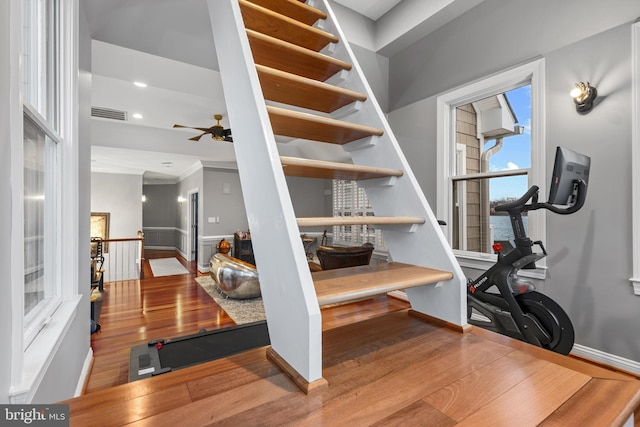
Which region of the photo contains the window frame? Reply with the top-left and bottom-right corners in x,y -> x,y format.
436,59 -> 547,278
8,0 -> 80,403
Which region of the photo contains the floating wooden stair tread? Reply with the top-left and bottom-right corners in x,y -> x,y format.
257,65 -> 367,113
240,0 -> 338,52
312,262 -> 453,306
296,216 -> 425,227
244,0 -> 326,26
267,105 -> 384,144
247,29 -> 352,82
280,156 -> 403,180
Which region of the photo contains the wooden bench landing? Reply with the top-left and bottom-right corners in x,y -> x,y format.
312,262 -> 453,307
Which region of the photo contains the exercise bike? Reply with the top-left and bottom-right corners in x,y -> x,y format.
467,147 -> 590,355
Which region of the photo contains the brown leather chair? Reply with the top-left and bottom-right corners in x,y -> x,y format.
315,243 -> 374,270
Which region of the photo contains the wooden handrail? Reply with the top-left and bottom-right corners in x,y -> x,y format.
99,237 -> 144,243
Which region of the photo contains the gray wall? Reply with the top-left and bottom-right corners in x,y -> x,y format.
388,0 -> 640,363
143,183 -> 177,227
352,44 -> 389,113
91,172 -> 143,238
389,0 -> 640,111
202,168 -> 249,236
544,25 -> 638,360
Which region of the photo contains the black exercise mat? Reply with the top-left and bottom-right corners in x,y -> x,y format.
157,321 -> 270,370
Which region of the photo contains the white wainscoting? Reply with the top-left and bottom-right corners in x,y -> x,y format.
199,234 -> 235,272
143,227 -> 177,250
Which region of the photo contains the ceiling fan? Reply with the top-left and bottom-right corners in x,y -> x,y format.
173,114 -> 233,142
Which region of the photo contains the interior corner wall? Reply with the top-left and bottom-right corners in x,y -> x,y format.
351,44 -> 390,113
90,172 -> 143,238
387,0 -> 640,364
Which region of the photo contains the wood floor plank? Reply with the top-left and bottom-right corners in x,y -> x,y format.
471,325 -> 640,381
456,363 -> 591,426
68,384 -> 192,427
423,350 -> 550,421
126,372 -> 301,427
293,333 -> 513,426
539,378 -> 640,427
371,400 -> 456,427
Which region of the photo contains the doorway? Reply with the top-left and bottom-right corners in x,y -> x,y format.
188,190 -> 199,262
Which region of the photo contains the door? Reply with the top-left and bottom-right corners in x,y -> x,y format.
190,192 -> 198,261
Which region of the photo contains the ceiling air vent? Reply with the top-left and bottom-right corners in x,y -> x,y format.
91,107 -> 128,121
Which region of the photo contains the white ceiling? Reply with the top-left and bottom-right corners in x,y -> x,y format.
333,0 -> 403,20
82,0 -> 483,183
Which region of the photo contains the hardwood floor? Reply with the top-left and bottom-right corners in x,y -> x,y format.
75,250 -> 640,426
86,249 -> 409,393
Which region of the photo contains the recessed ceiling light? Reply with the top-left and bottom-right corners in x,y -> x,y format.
132,113 -> 143,119
161,162 -> 173,166
134,81 -> 147,88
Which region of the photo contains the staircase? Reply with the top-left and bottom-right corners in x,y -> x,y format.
208,0 -> 467,392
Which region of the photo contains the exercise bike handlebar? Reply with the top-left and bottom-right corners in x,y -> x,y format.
494,180 -> 588,215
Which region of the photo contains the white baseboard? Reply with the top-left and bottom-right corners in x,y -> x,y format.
571,344 -> 640,376
75,348 -> 93,397
144,245 -> 176,251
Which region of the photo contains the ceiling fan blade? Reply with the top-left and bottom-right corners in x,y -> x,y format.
173,124 -> 210,132
188,134 -> 204,142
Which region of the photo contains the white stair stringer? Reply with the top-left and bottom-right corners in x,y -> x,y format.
207,0 -> 324,386
317,0 -> 468,326
207,0 -> 468,389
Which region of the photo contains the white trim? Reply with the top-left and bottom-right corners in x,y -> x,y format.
571,343 -> 640,376
630,22 -> 640,295
142,226 -> 177,231
455,143 -> 468,251
436,59 -> 546,264
187,187 -> 199,262
10,0 -> 26,388
74,348 -> 93,397
178,161 -> 203,182
144,245 -> 176,251
9,296 -> 81,403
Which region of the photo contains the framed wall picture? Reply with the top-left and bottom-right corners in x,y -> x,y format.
90,212 -> 110,252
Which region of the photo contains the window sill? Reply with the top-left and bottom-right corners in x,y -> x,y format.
10,295 -> 82,404
455,251 -> 547,280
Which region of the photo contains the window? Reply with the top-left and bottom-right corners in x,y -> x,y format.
22,0 -> 63,345
437,59 -> 546,276
332,180 -> 386,250
451,86 -> 531,253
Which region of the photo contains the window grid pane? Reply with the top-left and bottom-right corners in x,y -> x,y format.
332,180 -> 386,249
23,116 -> 58,320
452,85 -> 531,254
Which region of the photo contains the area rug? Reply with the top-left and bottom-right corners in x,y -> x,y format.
149,257 -> 189,277
195,276 -> 266,324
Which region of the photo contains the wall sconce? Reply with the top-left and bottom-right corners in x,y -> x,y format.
570,82 -> 597,114
177,195 -> 186,205
141,195 -> 147,203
